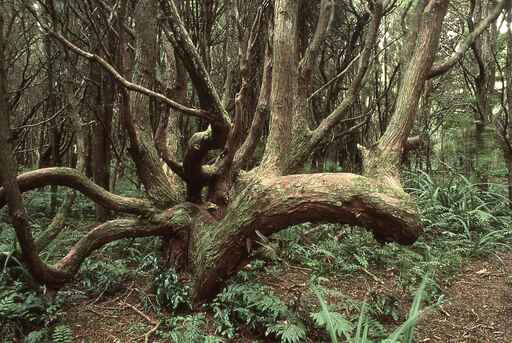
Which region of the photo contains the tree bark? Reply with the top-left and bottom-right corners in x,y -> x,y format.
499,8 -> 512,204
360,1 -> 448,189
470,0 -> 498,188
190,173 -> 421,304
92,60 -> 114,222
122,0 -> 183,208
8,0 -> 508,310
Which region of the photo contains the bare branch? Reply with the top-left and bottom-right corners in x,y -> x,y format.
56,204 -> 196,275
48,31 -> 217,123
0,168 -> 155,215
233,39 -> 273,170
428,0 -> 509,79
159,0 -> 231,127
309,2 -> 383,148
299,0 -> 334,80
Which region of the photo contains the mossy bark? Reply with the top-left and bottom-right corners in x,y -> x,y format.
189,173 -> 421,305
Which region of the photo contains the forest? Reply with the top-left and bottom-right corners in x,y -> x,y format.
1,0 -> 512,342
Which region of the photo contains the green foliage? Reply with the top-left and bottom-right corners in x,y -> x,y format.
153,267 -> 191,311
266,321 -> 307,343
406,170 -> 511,237
312,275 -> 442,343
210,282 -> 305,342
50,325 -> 73,343
280,224 -> 382,275
158,314 -> 224,343
80,259 -> 133,296
0,271 -> 65,341
0,288 -> 48,323
368,292 -> 401,323
406,170 -> 512,258
23,329 -> 50,343
1,167 -> 510,342
311,303 -> 352,341
279,170 -> 511,293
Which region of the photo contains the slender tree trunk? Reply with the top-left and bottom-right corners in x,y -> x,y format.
0,12 -> 68,285
92,63 -> 114,221
471,0 -> 497,189
258,0 -> 299,176
360,2 -> 448,189
118,0 -> 182,207
44,32 -> 59,213
501,8 -> 512,204
91,25 -> 116,221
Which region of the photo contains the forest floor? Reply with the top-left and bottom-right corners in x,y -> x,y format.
64,251 -> 512,342
415,251 -> 512,342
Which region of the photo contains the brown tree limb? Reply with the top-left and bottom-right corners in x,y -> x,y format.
191,173 -> 421,304
48,31 -> 216,123
361,1 -> 449,188
233,39 -> 273,170
36,82 -> 87,251
159,0 -> 231,127
299,0 -> 334,86
112,1 -> 182,208
225,1 -> 270,160
160,0 -> 235,202
0,168 -> 155,215
307,2 -> 383,156
0,22 -> 70,285
428,0 -> 509,79
155,43 -> 187,181
55,203 -> 196,275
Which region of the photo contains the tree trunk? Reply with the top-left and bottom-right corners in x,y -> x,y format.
121,0 -> 182,208
501,8 -> 512,204
360,1 -> 448,189
258,0 -> 299,176
190,172 -> 421,304
91,58 -> 114,222
3,0 -> 509,313
471,0 -> 497,188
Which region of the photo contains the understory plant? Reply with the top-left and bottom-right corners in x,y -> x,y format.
312,275 -> 442,343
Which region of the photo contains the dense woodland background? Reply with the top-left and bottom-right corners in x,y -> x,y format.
1,0 -> 512,342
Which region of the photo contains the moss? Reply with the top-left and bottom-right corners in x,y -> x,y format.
169,208 -> 192,226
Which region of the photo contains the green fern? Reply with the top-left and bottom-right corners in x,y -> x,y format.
211,282 -> 297,340
161,314 -> 224,343
311,308 -> 353,340
266,320 -> 306,343
51,325 -> 73,343
313,275 -> 441,343
153,267 -> 191,311
23,329 -> 49,343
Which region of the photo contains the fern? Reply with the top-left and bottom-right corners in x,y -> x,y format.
312,275 -> 440,343
162,314 -> 224,343
211,282 -> 297,340
51,325 -> 73,343
266,320 -> 306,343
311,309 -> 353,340
80,259 -> 133,296
23,329 -> 49,343
153,267 -> 191,311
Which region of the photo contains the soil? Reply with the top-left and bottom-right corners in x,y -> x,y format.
415,252 -> 512,343
65,252 -> 512,342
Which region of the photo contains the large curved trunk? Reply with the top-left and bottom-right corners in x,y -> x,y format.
188,172 -> 421,304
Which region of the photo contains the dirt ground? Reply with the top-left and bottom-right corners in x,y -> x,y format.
415,252 -> 512,343
65,252 -> 512,342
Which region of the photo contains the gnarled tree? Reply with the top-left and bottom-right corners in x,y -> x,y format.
1,0 -> 509,307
